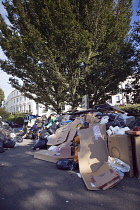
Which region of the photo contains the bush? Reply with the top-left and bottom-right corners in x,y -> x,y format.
7,112 -> 24,126
0,108 -> 10,120
118,104 -> 140,118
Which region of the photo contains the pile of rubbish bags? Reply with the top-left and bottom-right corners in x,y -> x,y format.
1,103 -> 140,190
29,103 -> 140,190
26,103 -> 139,151
0,119 -> 26,153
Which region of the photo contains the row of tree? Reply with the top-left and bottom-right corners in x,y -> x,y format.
0,0 -> 139,113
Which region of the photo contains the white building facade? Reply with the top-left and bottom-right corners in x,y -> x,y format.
4,76 -> 138,115
4,89 -> 71,116
4,89 -> 48,116
108,76 -> 135,106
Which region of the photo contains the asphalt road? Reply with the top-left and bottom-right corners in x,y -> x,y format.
0,139 -> 140,210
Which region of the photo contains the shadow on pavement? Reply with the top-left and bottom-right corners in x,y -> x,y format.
0,139 -> 140,210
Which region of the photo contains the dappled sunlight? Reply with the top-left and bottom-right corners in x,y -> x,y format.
20,189 -> 54,209
0,137 -> 140,210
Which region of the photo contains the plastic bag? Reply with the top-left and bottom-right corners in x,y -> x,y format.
48,145 -> 61,152
33,139 -> 47,150
107,126 -> 130,136
100,116 -> 109,124
108,156 -> 130,177
56,159 -> 79,170
47,123 -> 59,134
0,139 -> 5,153
40,130 -> 50,140
4,139 -> 15,148
16,136 -> 23,143
0,132 -> 5,141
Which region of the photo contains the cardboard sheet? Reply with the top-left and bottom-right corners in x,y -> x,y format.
78,124 -> 108,174
59,146 -> 73,159
78,124 -> 114,190
47,119 -> 81,146
91,162 -> 120,190
34,150 -> 61,163
80,162 -> 121,190
108,134 -> 134,177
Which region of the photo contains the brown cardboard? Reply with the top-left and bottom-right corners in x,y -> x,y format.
85,113 -> 100,124
90,162 -> 120,190
74,136 -> 80,144
74,146 -> 79,163
78,124 -> 111,190
108,135 -> 134,177
131,136 -> 140,179
47,119 -> 81,146
59,146 -> 73,159
48,123 -> 70,145
34,150 -> 61,163
79,162 -> 121,190
78,124 -> 108,174
66,119 -> 81,142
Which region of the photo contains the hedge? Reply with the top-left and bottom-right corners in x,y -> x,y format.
117,104 -> 140,118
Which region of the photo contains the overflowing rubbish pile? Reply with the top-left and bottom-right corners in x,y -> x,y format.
1,103 -> 140,190
25,103 -> 139,190
0,117 -> 26,153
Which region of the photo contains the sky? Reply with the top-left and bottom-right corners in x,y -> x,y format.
0,0 -> 139,99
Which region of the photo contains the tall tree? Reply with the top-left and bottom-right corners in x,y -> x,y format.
129,2 -> 140,103
0,0 -> 134,112
77,0 -> 134,105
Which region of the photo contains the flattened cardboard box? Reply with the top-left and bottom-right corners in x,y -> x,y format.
61,119 -> 81,146
79,161 -> 121,190
34,150 -> 61,163
48,119 -> 81,146
78,124 -> 111,190
90,162 -> 121,190
47,124 -> 70,146
59,146 -> 74,159
78,124 -> 108,173
34,147 -> 73,163
108,135 -> 134,177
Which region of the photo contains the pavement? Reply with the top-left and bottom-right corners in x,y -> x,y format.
0,138 -> 140,210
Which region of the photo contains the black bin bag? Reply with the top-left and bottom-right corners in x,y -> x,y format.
56,159 -> 79,171
33,139 -> 47,150
4,139 -> 15,148
0,139 -> 5,153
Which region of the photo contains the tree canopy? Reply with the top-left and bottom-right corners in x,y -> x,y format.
0,0 -> 135,113
124,3 -> 140,104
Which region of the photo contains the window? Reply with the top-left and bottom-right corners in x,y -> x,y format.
116,96 -> 120,103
